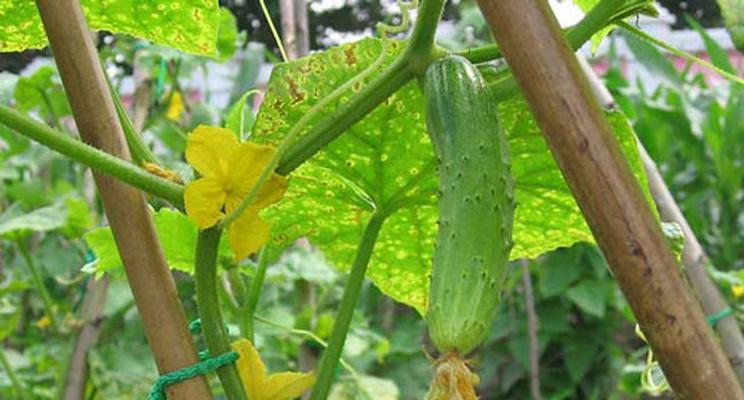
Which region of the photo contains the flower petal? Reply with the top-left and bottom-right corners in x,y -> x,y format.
184,178 -> 226,228
231,339 -> 267,399
186,125 -> 239,178
262,371 -> 316,400
225,173 -> 288,215
227,212 -> 270,260
227,142 -> 277,188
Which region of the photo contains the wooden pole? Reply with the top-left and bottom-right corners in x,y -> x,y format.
35,1 -> 213,398
474,0 -> 743,397
578,56 -> 744,387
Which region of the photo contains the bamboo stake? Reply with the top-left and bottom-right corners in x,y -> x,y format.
578,56 -> 744,387
34,1 -> 213,398
474,0 -> 743,397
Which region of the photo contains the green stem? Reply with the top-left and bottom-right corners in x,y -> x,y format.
454,0 -> 621,65
0,349 -> 22,399
105,70 -> 161,166
0,105 -> 184,207
16,238 -> 58,332
225,265 -> 248,308
38,88 -> 64,132
258,0 -> 288,62
309,213 -> 385,400
276,58 -> 414,175
194,228 -> 246,400
253,314 -> 358,375
404,0 -> 447,71
222,36 -> 395,228
243,248 -> 269,342
486,0 -> 633,99
618,21 -> 744,85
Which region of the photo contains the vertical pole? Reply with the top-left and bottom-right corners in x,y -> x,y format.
34,1 -> 213,398
474,0 -> 743,397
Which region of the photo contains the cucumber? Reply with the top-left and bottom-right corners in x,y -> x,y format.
425,55 -> 515,356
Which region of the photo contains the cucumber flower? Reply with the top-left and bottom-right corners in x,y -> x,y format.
232,339 -> 315,400
184,125 -> 287,260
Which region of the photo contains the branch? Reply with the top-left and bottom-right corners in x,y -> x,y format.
0,105 -> 183,207
194,228 -> 247,400
309,213 -> 386,400
521,260 -> 542,400
475,0 -> 743,397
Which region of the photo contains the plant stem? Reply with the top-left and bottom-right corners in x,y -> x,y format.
225,266 -> 248,308
278,0 -> 628,176
521,260 -> 542,400
618,21 -> 744,85
404,0 -> 447,71
105,70 -> 161,166
309,212 -> 385,400
0,349 -> 22,399
0,105 -> 184,207
194,228 -> 246,400
276,58 -> 413,175
16,238 -> 58,331
243,248 -> 269,342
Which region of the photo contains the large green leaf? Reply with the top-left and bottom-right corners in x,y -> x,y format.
0,0 -> 219,55
254,38 -> 651,314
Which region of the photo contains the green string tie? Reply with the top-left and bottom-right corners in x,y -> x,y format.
147,318 -> 240,400
147,350 -> 239,400
708,307 -> 734,326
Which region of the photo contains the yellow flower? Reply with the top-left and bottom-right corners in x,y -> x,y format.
166,91 -> 185,121
184,125 -> 287,260
733,285 -> 744,299
35,315 -> 52,330
232,339 -> 315,400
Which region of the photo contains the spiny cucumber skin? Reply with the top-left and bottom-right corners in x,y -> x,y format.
425,55 -> 515,356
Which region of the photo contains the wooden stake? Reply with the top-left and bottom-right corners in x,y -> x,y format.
35,1 -> 213,398
474,0 -> 743,397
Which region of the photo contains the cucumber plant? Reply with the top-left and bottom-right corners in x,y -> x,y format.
0,0 -> 741,398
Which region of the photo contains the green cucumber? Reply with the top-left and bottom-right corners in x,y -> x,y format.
425,55 -> 515,356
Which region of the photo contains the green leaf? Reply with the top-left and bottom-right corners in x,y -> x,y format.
0,203 -> 67,237
538,247 -> 584,298
622,30 -> 682,88
0,298 -> 20,341
215,7 -> 238,61
573,0 -> 657,53
225,91 -> 257,138
61,197 -> 93,238
84,208 -> 230,274
562,336 -> 599,382
84,226 -> 122,273
566,280 -> 607,317
254,38 -> 652,314
684,15 -> 736,75
0,0 -> 219,56
718,0 -> 744,51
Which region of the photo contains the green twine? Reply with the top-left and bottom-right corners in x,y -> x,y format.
147,319 -> 240,399
708,308 -> 734,326
147,350 -> 239,400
